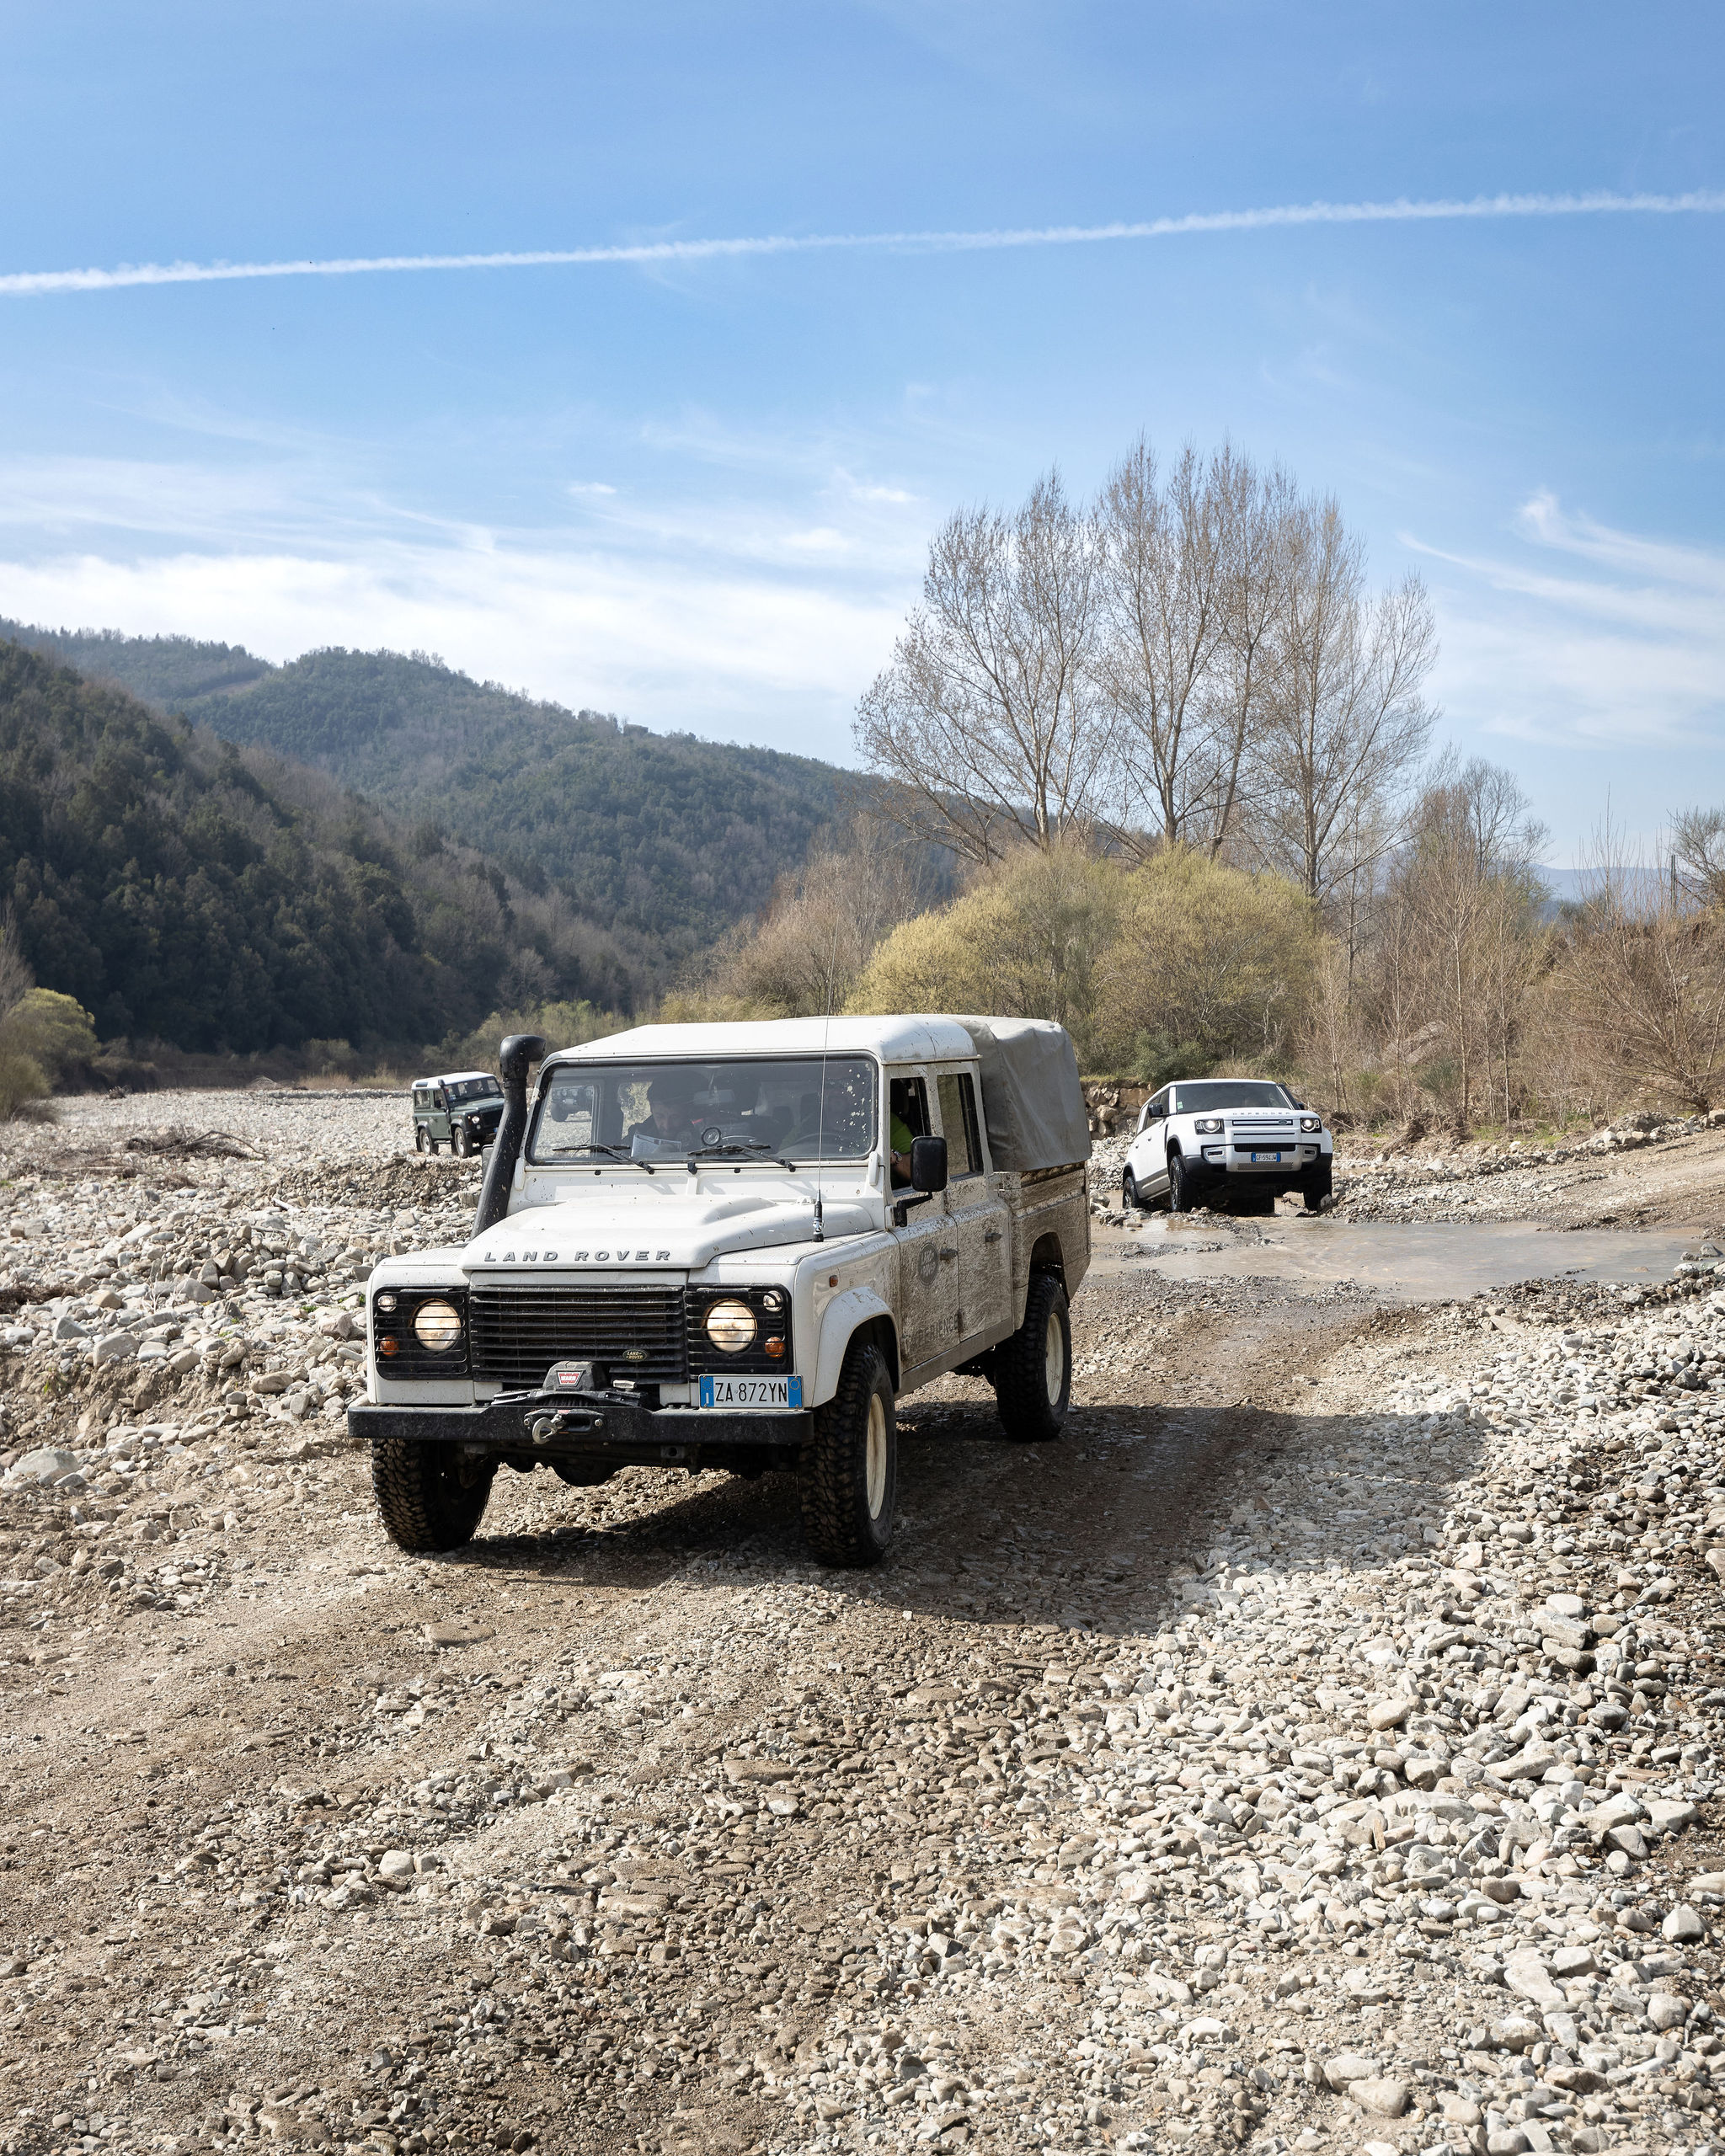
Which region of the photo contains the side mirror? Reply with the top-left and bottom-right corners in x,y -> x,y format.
911,1135 -> 948,1193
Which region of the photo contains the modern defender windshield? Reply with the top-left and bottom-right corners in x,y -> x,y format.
527,1057 -> 879,1166
1171,1081 -> 1293,1112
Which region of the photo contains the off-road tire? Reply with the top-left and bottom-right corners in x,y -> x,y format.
414,1126 -> 430,1155
371,1441 -> 496,1551
1302,1162 -> 1332,1213
992,1272 -> 1071,1443
1167,1152 -> 1194,1213
799,1338 -> 897,1566
453,1126 -> 472,1158
1121,1168 -> 1143,1212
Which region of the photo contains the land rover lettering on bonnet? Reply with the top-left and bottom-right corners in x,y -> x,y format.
353,1015 -> 1091,1566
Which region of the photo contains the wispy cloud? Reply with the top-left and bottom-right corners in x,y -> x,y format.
1413,495 -> 1725,755
0,448 -> 920,753
4,189 -> 1723,300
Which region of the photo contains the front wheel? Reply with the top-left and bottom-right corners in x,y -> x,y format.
453,1125 -> 472,1158
992,1273 -> 1071,1442
1121,1168 -> 1142,1212
800,1337 -> 897,1566
371,1440 -> 496,1551
1168,1152 -> 1194,1213
414,1125 -> 430,1155
1302,1161 -> 1333,1212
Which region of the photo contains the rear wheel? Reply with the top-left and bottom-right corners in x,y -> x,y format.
414,1126 -> 430,1155
371,1441 -> 495,1551
992,1273 -> 1071,1442
800,1337 -> 897,1566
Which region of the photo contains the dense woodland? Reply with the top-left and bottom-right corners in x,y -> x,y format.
0,624 -> 844,970
0,641 -> 632,1056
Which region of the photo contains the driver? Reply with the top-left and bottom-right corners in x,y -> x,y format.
625,1075 -> 708,1152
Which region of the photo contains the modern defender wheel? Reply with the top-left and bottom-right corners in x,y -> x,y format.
414,1126 -> 430,1155
992,1273 -> 1072,1443
800,1337 -> 897,1566
1167,1152 -> 1194,1213
1302,1162 -> 1332,1213
371,1441 -> 496,1552
1122,1168 -> 1145,1212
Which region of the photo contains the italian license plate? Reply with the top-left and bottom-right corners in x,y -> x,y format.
699,1374 -> 803,1409
1249,1150 -> 1284,1164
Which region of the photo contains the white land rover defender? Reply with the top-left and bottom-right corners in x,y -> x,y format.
352,1016 -> 1091,1566
1120,1077 -> 1333,1215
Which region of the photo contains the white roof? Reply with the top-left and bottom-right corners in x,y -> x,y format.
423,1070 -> 502,1089
543,1016 -> 981,1068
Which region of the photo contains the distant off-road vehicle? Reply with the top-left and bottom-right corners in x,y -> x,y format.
411,1071 -> 506,1157
1120,1077 -> 1332,1214
355,1017 -> 1092,1566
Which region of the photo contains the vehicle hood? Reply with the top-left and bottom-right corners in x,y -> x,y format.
465,1186 -> 876,1273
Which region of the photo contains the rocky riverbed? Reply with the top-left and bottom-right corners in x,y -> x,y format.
3,1094 -> 1725,2156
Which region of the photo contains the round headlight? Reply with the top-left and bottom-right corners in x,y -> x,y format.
704,1299 -> 757,1353
413,1299 -> 463,1353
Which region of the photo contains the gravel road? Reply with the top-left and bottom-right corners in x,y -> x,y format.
5,1095 -> 1725,2156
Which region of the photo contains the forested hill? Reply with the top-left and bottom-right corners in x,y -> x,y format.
0,622 -> 846,966
0,640 -> 634,1053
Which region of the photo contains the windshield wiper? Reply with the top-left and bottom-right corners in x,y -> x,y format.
544,1142 -> 656,1174
685,1139 -> 796,1171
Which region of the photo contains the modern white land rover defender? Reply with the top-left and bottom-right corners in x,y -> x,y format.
352,1016 -> 1091,1566
1119,1077 -> 1333,1214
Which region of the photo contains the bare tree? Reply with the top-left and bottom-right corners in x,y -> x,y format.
1201,453 -> 1296,859
1092,440 -> 1232,851
854,471 -> 1106,862
1247,497 -> 1438,904
1670,807 -> 1725,911
0,910 -> 32,1021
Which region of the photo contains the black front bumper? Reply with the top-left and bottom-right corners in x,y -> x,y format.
350,1388 -> 812,1470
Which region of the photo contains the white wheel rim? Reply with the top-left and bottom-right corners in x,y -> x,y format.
865,1393 -> 888,1518
1044,1310 -> 1064,1403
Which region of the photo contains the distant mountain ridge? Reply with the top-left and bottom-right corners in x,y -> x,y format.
0,638 -> 629,1053
0,620 -> 846,982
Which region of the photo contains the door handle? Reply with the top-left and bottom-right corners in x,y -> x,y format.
938,1246 -> 959,1261
983,1229 -> 1003,1244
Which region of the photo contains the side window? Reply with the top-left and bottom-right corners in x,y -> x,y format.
1149,1090 -> 1169,1123
887,1070 -> 930,1189
937,1070 -> 983,1177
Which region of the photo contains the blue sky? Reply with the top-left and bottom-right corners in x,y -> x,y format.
2,3 -> 1722,861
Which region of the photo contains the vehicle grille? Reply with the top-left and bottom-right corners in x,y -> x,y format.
468,1284 -> 687,1388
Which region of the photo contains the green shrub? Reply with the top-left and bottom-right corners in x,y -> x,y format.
0,989 -> 99,1088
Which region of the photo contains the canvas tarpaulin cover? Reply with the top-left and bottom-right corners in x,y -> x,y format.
955,1017 -> 1090,1174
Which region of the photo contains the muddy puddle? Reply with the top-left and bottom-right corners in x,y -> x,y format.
1087,1215 -> 1706,1300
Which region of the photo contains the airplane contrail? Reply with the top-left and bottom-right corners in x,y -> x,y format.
3,188 -> 1722,300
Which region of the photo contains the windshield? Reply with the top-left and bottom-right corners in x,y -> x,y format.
445,1078 -> 502,1105
1172,1081 -> 1292,1112
527,1056 -> 879,1165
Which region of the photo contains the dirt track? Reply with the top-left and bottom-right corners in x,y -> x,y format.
5,1097 -> 1725,2156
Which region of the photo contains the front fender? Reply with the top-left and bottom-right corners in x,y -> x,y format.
812,1286 -> 898,1406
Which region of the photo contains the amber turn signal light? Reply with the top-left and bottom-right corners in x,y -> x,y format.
763,1335 -> 786,1359
378,1336 -> 400,1358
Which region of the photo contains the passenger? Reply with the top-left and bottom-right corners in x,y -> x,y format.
626,1076 -> 709,1153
